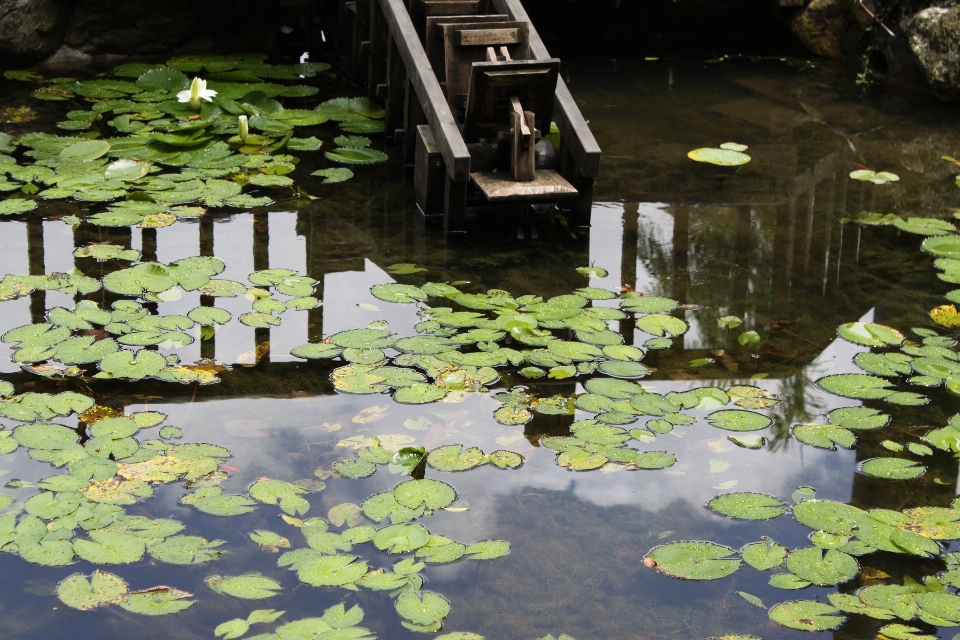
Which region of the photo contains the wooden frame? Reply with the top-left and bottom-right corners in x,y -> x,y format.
442,21 -> 530,110
463,59 -> 559,142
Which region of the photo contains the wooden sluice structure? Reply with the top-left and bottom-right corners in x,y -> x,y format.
321,0 -> 601,233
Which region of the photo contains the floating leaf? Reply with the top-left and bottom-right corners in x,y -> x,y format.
57,571 -> 128,610
837,322 -> 905,347
118,587 -> 195,615
850,169 -> 899,184
394,478 -> 456,510
742,538 -> 787,570
707,409 -> 771,432
708,493 -> 787,520
769,600 -> 845,631
427,445 -> 487,471
792,424 -> 856,450
859,458 -> 926,480
325,148 -> 388,165
636,314 -> 688,337
210,575 -> 283,599
817,374 -> 894,399
396,591 -> 450,628
688,148 -> 751,166
645,541 -> 741,580
786,546 -> 859,585
297,554 -> 368,587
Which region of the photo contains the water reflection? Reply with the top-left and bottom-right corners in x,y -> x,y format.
3,58 -> 960,640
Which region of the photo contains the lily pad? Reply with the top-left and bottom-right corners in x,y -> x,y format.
297,554 -> 368,587
707,409 -> 771,432
838,322 -> 905,347
427,445 -> 487,471
828,406 -> 889,430
741,538 -> 787,570
688,148 -> 751,166
645,541 -> 741,580
57,571 -> 129,611
792,424 -> 856,449
817,374 -> 894,399
636,314 -> 688,337
859,457 -> 926,480
396,591 -> 450,628
708,493 -> 787,520
210,575 -> 283,599
769,600 -> 845,631
325,148 -> 388,164
371,283 -> 427,304
850,170 -> 899,184
786,546 -> 859,585
394,478 -> 456,510
117,587 -> 195,615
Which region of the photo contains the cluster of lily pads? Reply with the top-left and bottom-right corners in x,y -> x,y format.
0,255 -> 327,382
0,386 -> 517,634
0,54 -> 389,219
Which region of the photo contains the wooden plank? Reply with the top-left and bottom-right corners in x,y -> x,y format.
463,59 -> 559,141
443,21 -> 529,110
419,0 -> 481,15
425,14 -> 508,81
490,0 -> 601,178
471,170 -> 578,202
380,0 -> 472,182
452,27 -> 521,46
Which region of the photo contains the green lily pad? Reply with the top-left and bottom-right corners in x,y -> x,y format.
325,148 -> 388,164
645,541 -> 741,580
249,479 -> 309,515
741,538 -> 787,570
373,523 -> 430,553
786,546 -> 859,585
297,554 -> 368,587
859,457 -> 926,480
330,329 -> 395,349
850,169 -> 899,184
60,140 -> 111,162
97,349 -> 166,380
636,314 -> 688,337
837,322 -> 905,347
708,493 -> 787,520
828,406 -> 889,430
0,199 -> 38,215
395,591 -> 450,628
894,217 -> 955,236
584,378 -> 644,399
149,536 -> 224,564
118,587 -> 194,615
464,540 -> 510,559
74,530 -> 146,565
707,409 -> 771,431
769,600 -> 845,631
688,147 -> 751,166
427,445 -> 487,471
371,283 -> 427,304
489,450 -> 523,469
394,478 -> 456,510
621,296 -> 678,313
922,235 -> 960,259
792,424 -> 856,449
817,374 -> 894,399
312,168 -> 354,183
210,575 -> 282,599
57,571 -> 128,610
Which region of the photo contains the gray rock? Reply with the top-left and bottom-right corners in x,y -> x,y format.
907,5 -> 960,99
65,0 -> 199,55
791,0 -> 873,58
43,45 -> 92,68
0,0 -> 69,62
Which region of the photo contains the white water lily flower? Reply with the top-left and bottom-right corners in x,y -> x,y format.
177,77 -> 217,110
238,115 -> 249,144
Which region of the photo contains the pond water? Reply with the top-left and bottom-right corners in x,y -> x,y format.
3,53 -> 960,640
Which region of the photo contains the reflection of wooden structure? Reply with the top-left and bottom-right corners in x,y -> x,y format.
320,0 -> 601,234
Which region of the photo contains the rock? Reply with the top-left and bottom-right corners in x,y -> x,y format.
65,0 -> 200,55
0,0 -> 69,62
43,45 -> 92,68
791,0 -> 872,57
906,5 -> 960,100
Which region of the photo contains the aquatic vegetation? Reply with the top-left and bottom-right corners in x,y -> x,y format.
0,53 -> 386,227
687,145 -> 752,166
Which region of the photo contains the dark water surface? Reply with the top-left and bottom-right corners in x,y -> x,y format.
2,56 -> 960,640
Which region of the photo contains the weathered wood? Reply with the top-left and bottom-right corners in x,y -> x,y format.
367,0 -> 388,101
443,21 -> 530,110
452,27 -> 521,46
385,34 -> 406,139
444,173 -> 469,232
463,59 -> 559,142
419,0 -> 482,15
410,0 -> 488,42
471,170 -> 577,201
415,125 -> 446,216
490,0 -> 601,178
380,0 -> 472,182
509,108 -> 535,181
425,14 -> 508,81
404,77 -> 426,164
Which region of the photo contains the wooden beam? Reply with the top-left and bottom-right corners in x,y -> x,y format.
380,0 -> 472,183
489,0 -> 601,178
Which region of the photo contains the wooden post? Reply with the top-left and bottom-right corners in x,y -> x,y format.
368,0 -> 388,101
404,78 -> 426,165
444,174 -> 468,233
386,34 -> 406,141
